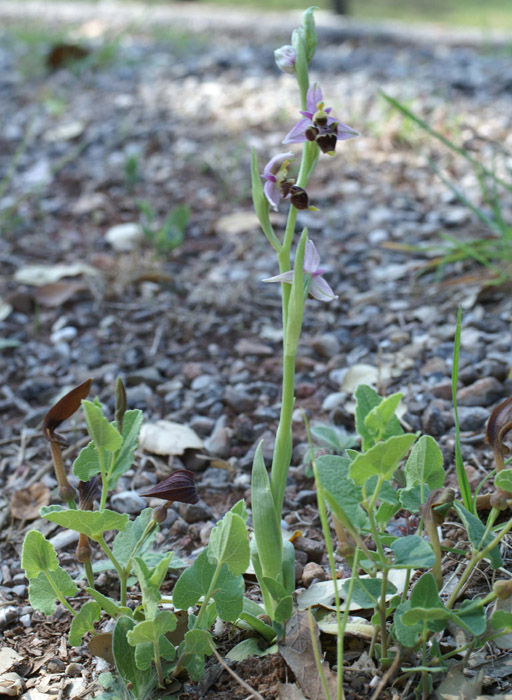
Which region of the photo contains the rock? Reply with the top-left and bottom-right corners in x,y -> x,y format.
296,490 -> 317,506
240,431 -> 275,469
293,536 -> 324,564
105,222 -> 144,252
422,401 -> 448,437
431,380 -> 453,400
125,367 -> 163,387
233,415 -> 255,443
200,467 -> 229,489
302,562 -> 326,587
111,491 -> 146,514
224,386 -> 257,413
204,415 -> 231,458
178,501 -> 213,524
322,392 -> 346,411
311,333 -> 341,359
191,374 -> 216,391
457,377 -> 504,407
199,522 -> 215,545
457,406 -> 488,432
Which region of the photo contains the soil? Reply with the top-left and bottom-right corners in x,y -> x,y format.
1,2 -> 512,698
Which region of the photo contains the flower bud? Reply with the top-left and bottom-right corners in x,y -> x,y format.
338,542 -> 355,558
153,506 -> 169,523
490,491 -> 509,510
59,484 -> 77,503
274,45 -> 297,74
493,580 -> 512,599
76,533 -> 92,563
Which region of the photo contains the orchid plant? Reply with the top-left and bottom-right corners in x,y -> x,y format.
249,7 -> 358,627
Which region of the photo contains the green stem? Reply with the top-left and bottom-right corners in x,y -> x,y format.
270,351 -> 296,515
44,570 -> 76,616
97,535 -> 127,606
84,561 -> 95,589
154,639 -> 164,688
308,609 -> 332,700
98,447 -> 108,511
124,520 -> 157,578
378,569 -> 389,659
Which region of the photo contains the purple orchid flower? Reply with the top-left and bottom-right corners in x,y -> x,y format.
261,152 -> 295,211
263,239 -> 338,302
283,82 -> 358,155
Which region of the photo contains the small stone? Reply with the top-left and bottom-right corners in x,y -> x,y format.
178,501 -> 213,524
296,490 -> 317,506
125,367 -> 163,387
20,614 -> 31,627
240,431 -> 275,469
65,663 -> 83,677
105,222 -> 144,252
293,536 -> 324,564
224,386 -> 256,413
457,377 -> 504,407
189,415 -> 215,436
50,326 -> 77,344
296,382 -> 316,399
322,392 -> 346,411
111,491 -> 146,514
458,406 -> 489,432
431,380 -> 453,400
201,467 -> 229,489
311,333 -> 341,359
233,415 -> 255,443
204,415 -> 231,458
422,401 -> 448,437
11,585 -> 26,597
199,522 -> 215,546
191,374 -> 215,391
302,562 -> 326,587
169,516 -> 189,537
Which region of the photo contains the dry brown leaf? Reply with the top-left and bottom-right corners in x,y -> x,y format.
279,611 -> 338,700
32,281 -> 89,308
10,483 -> 51,520
278,682 -> 308,700
87,633 -> 114,665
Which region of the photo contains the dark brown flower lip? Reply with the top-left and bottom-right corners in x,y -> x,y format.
139,469 -> 199,504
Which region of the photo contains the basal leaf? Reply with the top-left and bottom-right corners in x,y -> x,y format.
364,392 -> 403,441
22,530 -> 58,579
392,536 -> 435,569
402,607 -> 450,625
453,599 -> 486,637
316,455 -> 368,530
342,577 -> 397,609
69,601 -> 101,646
185,629 -> 214,656
274,596 -> 293,623
411,573 -> 442,609
82,400 -> 122,452
126,610 -> 177,646
399,484 -> 430,514
208,511 -> 250,576
28,567 -> 78,615
230,499 -> 248,522
491,610 -> 512,632
85,588 -> 130,618
40,506 -> 129,540
495,469 -> 512,493
355,385 -> 403,450
73,441 -> 101,482
392,602 -> 422,647
113,616 -> 154,696
349,434 -> 417,485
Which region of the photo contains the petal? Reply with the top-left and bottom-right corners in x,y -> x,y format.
264,180 -> 281,211
140,469 -> 199,504
283,117 -> 311,144
299,110 -> 314,119
262,271 -> 294,284
307,82 -> 323,112
263,151 -> 294,178
327,116 -> 359,140
303,239 -> 320,274
310,275 -> 338,302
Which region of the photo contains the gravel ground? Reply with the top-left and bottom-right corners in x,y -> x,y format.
1,3 -> 512,697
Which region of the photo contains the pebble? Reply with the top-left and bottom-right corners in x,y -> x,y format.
204,415 -> 231,458
311,333 -> 341,359
457,406 -> 489,432
302,562 -> 326,587
457,377 -> 504,407
322,392 -> 346,411
11,585 -> 27,597
50,326 -> 77,344
201,467 -> 230,489
293,536 -> 324,564
422,400 -> 448,437
125,367 -> 163,387
111,491 -> 146,514
224,386 -> 257,413
240,431 -> 275,469
178,501 -> 214,524
296,490 -> 318,506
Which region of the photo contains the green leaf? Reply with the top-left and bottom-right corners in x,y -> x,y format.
364,392 -> 403,441
262,577 -> 287,602
22,530 -> 58,579
274,596 -> 293,623
411,573 -> 442,609
342,577 -> 397,609
250,441 -> 282,580
112,509 -> 156,570
208,511 -> 249,577
82,400 -> 122,451
311,424 -> 357,452
490,610 -> 512,631
376,502 -> 400,525
127,610 -> 177,646
453,502 -> 503,569
40,506 -> 129,541
399,484 -> 430,514
73,441 -> 101,481
173,549 -> 244,622
182,653 -> 204,682
69,601 -> 101,646
404,435 -> 445,502
133,557 -> 163,620
134,642 -> 154,671
148,552 -> 173,590
349,434 -> 417,485
392,536 -> 435,569
402,607 -> 450,625
85,588 -> 130,618
107,409 -> 143,489
355,385 -> 403,450
230,499 -> 248,522
250,148 -> 280,253
453,599 -> 486,637
113,616 -> 154,695
495,469 -> 512,492
28,567 -> 78,615
185,629 -> 214,656
227,638 -> 277,662
316,455 -> 368,530
392,602 -> 422,647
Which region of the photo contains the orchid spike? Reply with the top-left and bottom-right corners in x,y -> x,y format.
283,82 -> 358,155
263,239 -> 338,302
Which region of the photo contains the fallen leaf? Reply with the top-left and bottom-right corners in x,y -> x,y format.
214,211 -> 260,237
139,420 -> 203,456
14,263 -> 97,287
279,611 -> 338,700
11,483 -> 51,520
436,663 -> 482,700
277,682 -> 308,700
0,647 -> 23,675
44,121 -> 85,142
32,281 -> 88,308
105,222 -> 144,252
0,671 -> 24,696
317,615 -> 375,640
341,364 -> 379,392
87,633 -> 113,665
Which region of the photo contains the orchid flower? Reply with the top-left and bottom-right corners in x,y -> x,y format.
283,82 -> 358,155
263,239 -> 338,301
261,152 -> 317,212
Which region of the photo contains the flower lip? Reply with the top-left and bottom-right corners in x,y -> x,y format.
139,469 -> 199,504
